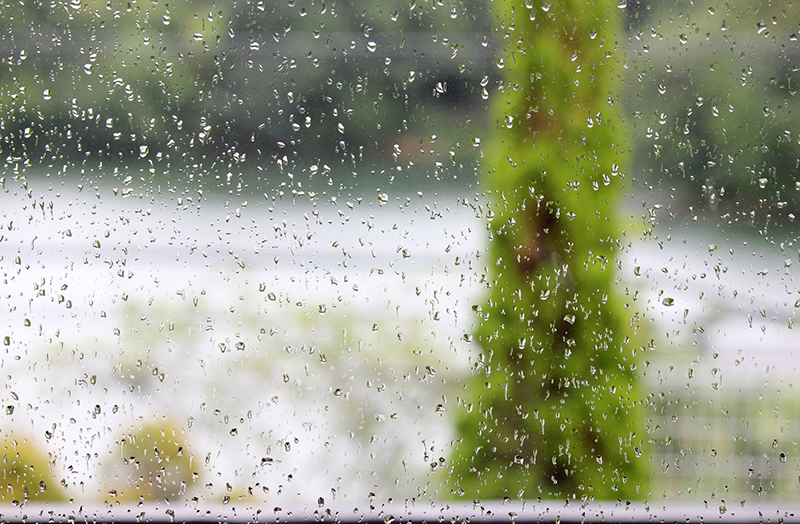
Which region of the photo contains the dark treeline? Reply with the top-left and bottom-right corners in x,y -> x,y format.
2,0 -> 800,222
624,0 -> 800,227
0,0 -> 494,171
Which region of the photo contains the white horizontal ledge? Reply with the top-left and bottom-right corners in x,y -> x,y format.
0,501 -> 797,524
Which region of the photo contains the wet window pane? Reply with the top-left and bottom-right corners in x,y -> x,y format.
0,0 -> 797,515
627,1 -> 800,504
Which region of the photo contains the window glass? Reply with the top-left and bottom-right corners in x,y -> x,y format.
0,0 -> 490,508
627,0 -> 800,504
0,0 -> 796,513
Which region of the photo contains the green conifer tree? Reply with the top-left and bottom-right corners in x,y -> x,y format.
450,0 -> 647,500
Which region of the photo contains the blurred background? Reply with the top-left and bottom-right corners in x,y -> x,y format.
1,0 -> 800,507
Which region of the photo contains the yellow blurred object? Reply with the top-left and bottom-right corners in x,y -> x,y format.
0,435 -> 66,503
109,422 -> 195,502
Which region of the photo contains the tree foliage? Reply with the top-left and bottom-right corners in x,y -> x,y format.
0,0 -> 491,165
449,0 -> 648,500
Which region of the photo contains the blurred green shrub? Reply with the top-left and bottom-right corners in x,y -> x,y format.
107,422 -> 195,502
0,435 -> 66,503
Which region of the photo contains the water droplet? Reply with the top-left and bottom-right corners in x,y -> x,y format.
139,145 -> 149,158
662,297 -> 675,306
617,0 -> 626,8
758,177 -> 768,188
162,14 -> 170,25
43,89 -> 51,100
366,41 -> 377,52
250,41 -> 260,51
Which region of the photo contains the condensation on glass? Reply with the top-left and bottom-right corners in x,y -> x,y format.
0,0 -> 796,512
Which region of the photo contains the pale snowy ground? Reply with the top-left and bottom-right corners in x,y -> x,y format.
2,169 -> 798,504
